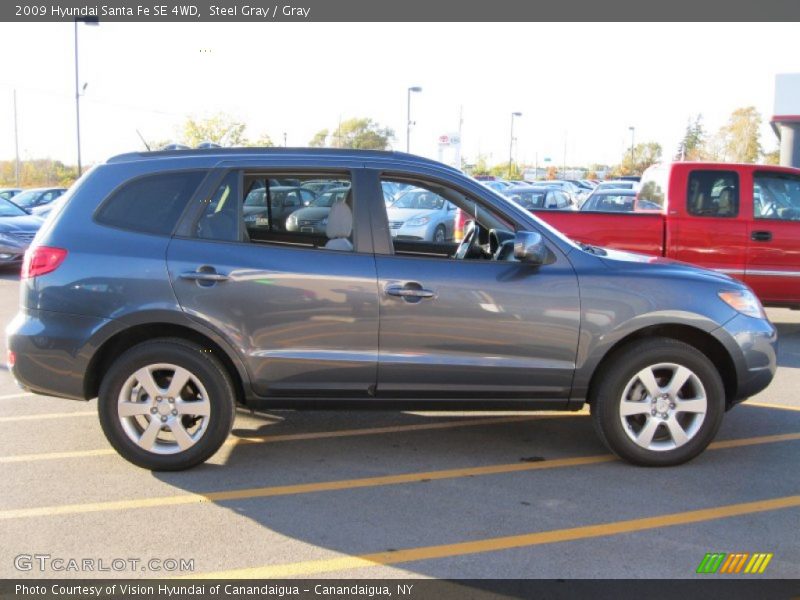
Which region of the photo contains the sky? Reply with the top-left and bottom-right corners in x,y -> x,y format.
0,22 -> 798,169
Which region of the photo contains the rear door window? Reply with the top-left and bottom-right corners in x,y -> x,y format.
753,172 -> 800,220
96,170 -> 207,235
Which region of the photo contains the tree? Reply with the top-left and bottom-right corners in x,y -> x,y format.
716,106 -> 762,163
612,142 -> 662,177
182,113 -> 249,146
489,162 -> 523,179
676,114 -> 706,161
763,148 -> 780,165
469,154 -> 490,176
308,129 -> 329,147
329,118 -> 394,150
0,159 -> 76,187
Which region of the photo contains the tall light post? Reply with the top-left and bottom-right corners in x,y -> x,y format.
628,126 -> 635,173
13,90 -> 20,187
508,112 -> 522,179
74,16 -> 99,178
406,86 -> 422,153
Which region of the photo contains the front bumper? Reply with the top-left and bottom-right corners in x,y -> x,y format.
6,307 -> 113,400
714,313 -> 777,403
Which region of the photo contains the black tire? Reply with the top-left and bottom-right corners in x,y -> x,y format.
433,225 -> 446,243
590,337 -> 725,467
98,338 -> 235,471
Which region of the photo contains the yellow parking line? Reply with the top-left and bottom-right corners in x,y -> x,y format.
0,415 -> 552,464
0,430 -> 797,520
188,494 -> 800,579
0,411 -> 96,423
0,392 -> 35,400
745,401 -> 800,412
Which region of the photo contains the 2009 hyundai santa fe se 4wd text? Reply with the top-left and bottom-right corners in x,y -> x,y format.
6,149 -> 777,470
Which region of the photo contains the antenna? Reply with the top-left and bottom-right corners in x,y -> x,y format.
135,129 -> 151,151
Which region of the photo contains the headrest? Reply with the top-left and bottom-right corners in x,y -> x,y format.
326,200 -> 353,240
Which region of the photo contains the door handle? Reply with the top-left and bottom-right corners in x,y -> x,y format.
751,231 -> 772,242
180,268 -> 229,284
385,283 -> 436,301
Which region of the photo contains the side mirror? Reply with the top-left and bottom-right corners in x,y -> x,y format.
514,231 -> 549,265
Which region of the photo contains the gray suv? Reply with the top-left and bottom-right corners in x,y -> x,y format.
6,149 -> 776,470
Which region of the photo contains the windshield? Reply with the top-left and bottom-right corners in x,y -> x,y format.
391,190 -> 445,210
11,190 -> 41,208
0,198 -> 27,217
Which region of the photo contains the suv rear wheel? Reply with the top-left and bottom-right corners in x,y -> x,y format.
98,338 -> 235,471
590,337 -> 725,466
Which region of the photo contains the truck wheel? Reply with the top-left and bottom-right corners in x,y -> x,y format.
98,338 -> 235,471
590,337 -> 725,467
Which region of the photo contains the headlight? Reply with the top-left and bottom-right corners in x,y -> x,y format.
406,216 -> 430,227
287,215 -> 297,224
718,289 -> 766,319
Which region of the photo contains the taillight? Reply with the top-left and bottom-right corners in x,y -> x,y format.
21,246 -> 68,279
7,350 -> 15,369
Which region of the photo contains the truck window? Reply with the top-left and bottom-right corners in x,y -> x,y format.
686,171 -> 739,218
637,165 -> 667,209
753,172 -> 800,221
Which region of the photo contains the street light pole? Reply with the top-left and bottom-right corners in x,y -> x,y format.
13,90 -> 20,187
628,126 -> 635,173
508,112 -> 522,179
74,17 -> 98,178
406,86 -> 422,153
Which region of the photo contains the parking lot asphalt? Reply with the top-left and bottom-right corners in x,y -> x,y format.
0,271 -> 798,580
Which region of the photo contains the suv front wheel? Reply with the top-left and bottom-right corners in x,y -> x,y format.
98,338 -> 235,471
590,337 -> 725,467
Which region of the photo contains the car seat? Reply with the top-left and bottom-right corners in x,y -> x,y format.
324,200 -> 353,251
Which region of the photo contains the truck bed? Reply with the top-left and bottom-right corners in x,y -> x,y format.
533,210 -> 665,257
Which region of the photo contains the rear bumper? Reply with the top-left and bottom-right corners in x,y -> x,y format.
713,313 -> 777,404
6,307 -> 112,400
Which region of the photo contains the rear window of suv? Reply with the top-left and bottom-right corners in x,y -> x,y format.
95,170 -> 207,235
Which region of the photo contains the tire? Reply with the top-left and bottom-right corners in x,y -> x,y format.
433,225 -> 446,243
98,338 -> 235,471
590,337 -> 725,467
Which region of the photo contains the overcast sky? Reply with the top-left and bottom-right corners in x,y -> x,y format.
0,22 -> 797,169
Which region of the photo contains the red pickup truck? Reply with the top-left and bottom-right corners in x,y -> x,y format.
528,162 -> 800,309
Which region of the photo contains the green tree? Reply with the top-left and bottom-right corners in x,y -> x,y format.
469,154 -> 490,176
763,148 -> 780,165
308,129 -> 329,147
329,118 -> 394,150
0,159 -> 77,188
489,162 -> 522,179
182,113 -> 248,146
613,142 -> 662,177
676,114 -> 706,160
716,106 -> 763,163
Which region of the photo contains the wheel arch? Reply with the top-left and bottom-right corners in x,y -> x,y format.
584,324 -> 738,408
84,318 -> 249,406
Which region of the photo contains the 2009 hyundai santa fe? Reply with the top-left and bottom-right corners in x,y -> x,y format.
6,148 -> 777,470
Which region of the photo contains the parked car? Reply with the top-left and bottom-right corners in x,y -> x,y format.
580,189 -> 637,212
10,187 -> 66,212
480,180 -> 514,193
285,187 -> 350,233
386,187 -> 457,242
7,148 -> 775,471
503,185 -> 577,210
0,197 -> 44,266
242,185 -> 315,231
596,180 -> 637,192
532,162 -> 800,308
0,188 -> 22,201
300,179 -> 350,200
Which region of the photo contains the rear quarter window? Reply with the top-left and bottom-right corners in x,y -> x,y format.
95,170 -> 207,235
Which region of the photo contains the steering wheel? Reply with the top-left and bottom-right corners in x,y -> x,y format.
454,220 -> 481,260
